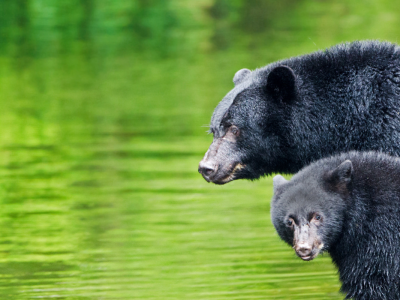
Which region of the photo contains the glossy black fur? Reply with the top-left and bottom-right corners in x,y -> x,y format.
201,41 -> 400,183
271,152 -> 400,300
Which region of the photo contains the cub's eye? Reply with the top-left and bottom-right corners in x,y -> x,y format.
230,126 -> 240,136
286,219 -> 293,226
315,215 -> 321,221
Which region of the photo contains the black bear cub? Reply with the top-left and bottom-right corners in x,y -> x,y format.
271,151 -> 400,300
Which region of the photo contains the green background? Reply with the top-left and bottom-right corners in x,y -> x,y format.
0,0 -> 399,299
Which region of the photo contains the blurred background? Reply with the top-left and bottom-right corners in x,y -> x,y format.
0,0 -> 399,299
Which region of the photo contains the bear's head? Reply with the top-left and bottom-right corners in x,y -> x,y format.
198,65 -> 298,184
271,160 -> 352,261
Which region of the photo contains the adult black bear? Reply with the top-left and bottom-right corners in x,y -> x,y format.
271,151 -> 400,300
199,41 -> 400,184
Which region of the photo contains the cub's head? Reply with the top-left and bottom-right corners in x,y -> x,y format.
271,160 -> 352,261
198,65 -> 298,184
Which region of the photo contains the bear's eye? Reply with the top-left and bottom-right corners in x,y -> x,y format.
230,126 -> 240,136
286,219 -> 293,227
315,214 -> 321,221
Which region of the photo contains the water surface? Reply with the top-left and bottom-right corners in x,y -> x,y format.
1,1 -> 400,299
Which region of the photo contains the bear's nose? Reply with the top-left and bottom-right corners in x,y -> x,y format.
296,243 -> 312,257
198,161 -> 218,180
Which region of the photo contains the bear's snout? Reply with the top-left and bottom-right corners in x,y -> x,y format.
293,223 -> 321,261
295,243 -> 312,258
198,160 -> 218,181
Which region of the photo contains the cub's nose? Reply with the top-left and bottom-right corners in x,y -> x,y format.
296,243 -> 312,257
198,161 -> 218,180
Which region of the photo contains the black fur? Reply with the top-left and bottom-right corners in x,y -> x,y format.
271,151 -> 400,300
199,41 -> 400,184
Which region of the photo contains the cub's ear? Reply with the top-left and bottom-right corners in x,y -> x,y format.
324,160 -> 353,193
266,65 -> 297,104
273,175 -> 288,195
233,68 -> 251,85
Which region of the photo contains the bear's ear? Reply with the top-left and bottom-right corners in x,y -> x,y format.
233,68 -> 251,85
325,160 -> 353,193
266,65 -> 297,104
273,175 -> 288,194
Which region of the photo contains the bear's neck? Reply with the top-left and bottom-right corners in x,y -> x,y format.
328,192 -> 400,298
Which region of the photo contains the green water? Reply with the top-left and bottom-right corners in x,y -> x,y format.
1,0 -> 400,299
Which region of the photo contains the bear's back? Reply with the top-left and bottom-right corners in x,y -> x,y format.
270,40 -> 400,79
293,151 -> 400,208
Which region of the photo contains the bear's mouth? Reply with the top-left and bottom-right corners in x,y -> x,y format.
211,163 -> 246,185
297,254 -> 316,261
